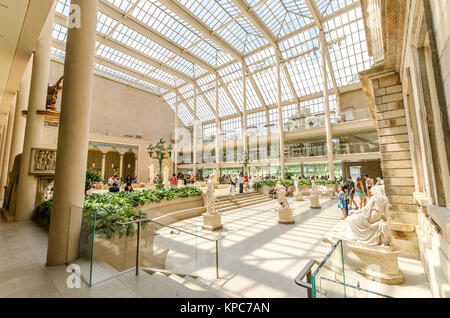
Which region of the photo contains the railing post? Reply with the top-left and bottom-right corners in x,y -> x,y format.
136,221 -> 141,276
216,240 -> 219,279
306,270 -> 312,298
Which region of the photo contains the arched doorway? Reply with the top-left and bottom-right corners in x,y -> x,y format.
105,151 -> 120,179
122,151 -> 136,180
87,150 -> 102,175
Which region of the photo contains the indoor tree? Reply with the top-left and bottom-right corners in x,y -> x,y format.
241,151 -> 250,175
147,139 -> 173,189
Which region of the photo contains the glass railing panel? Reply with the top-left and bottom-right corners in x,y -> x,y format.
332,142 -> 380,155
311,240 -> 391,298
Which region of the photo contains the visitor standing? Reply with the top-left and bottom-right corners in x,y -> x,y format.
346,176 -> 357,210
238,173 -> 244,194
355,177 -> 366,209
126,175 -> 132,184
170,174 -> 178,188
229,175 -> 237,203
364,174 -> 374,199
337,185 -> 348,220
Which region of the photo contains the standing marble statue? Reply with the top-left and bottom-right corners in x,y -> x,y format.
148,164 -> 155,185
340,184 -> 391,246
163,165 -> 170,189
205,176 -> 217,215
202,174 -> 223,231
293,175 -> 303,201
309,180 -> 321,208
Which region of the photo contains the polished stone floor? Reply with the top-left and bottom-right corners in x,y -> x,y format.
0,196 -> 432,298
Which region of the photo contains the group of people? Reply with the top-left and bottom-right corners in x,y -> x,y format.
228,173 -> 250,202
337,174 -> 375,220
107,174 -> 135,193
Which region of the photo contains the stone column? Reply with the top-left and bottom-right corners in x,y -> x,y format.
0,103 -> 15,199
192,84 -> 198,178
134,155 -> 138,179
319,31 -> 335,181
0,121 -> 7,173
276,50 -> 286,179
47,0 -> 98,265
215,73 -> 220,174
101,152 -> 106,180
15,5 -> 54,221
8,58 -> 33,172
119,154 -> 124,181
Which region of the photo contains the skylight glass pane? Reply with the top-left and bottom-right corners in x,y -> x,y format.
315,0 -> 358,18
55,0 -> 70,16
130,0 -> 202,49
106,0 -> 139,13
250,0 -> 314,38
52,23 -> 68,42
97,12 -> 118,35
324,6 -> 372,86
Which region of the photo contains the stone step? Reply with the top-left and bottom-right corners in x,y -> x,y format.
216,191 -> 260,201
392,237 -> 420,260
392,211 -> 418,225
390,222 -> 415,232
216,195 -> 268,209
217,197 -> 272,213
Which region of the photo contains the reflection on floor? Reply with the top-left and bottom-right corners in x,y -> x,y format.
0,196 -> 432,298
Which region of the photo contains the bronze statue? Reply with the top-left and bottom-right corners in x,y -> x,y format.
46,76 -> 63,111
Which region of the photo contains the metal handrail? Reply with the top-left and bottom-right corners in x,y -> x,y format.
117,217 -> 222,278
294,259 -> 317,298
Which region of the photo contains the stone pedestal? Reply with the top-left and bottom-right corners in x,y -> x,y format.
309,195 -> 321,209
202,213 -> 223,231
276,208 -> 294,224
214,181 -> 219,189
294,192 -> 303,201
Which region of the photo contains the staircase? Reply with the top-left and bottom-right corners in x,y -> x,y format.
215,191 -> 272,213
135,268 -> 234,298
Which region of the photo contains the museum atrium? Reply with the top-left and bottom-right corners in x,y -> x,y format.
0,0 -> 448,299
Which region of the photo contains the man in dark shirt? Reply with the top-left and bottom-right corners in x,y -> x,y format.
109,182 -> 120,193
346,176 -> 357,210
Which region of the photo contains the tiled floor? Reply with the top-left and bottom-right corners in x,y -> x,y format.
0,196 -> 432,298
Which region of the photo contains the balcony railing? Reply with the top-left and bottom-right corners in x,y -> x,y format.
333,142 -> 379,155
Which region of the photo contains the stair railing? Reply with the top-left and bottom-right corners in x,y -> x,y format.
117,218 -> 223,279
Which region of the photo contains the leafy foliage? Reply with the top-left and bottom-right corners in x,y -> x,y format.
35,187 -> 203,239
252,179 -> 337,189
148,139 -> 173,189
86,170 -> 102,189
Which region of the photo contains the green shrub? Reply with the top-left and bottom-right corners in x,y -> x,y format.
35,186 -> 204,238
252,179 -> 337,189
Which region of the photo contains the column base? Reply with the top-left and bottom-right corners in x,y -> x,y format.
276,208 -> 294,224
202,213 -> 223,232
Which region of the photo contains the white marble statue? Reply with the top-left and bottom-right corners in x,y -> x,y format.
293,175 -> 300,194
276,182 -> 290,209
163,165 -> 170,189
340,185 -> 391,246
376,177 -> 384,186
205,176 -> 217,215
148,164 -> 155,184
310,180 -> 320,196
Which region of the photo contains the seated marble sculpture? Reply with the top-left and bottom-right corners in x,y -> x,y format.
276,182 -> 290,209
339,185 -> 391,246
310,180 -> 320,195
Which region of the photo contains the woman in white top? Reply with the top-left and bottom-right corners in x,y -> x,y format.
229,175 -> 237,203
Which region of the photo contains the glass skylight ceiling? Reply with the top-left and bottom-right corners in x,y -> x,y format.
52,0 -> 371,126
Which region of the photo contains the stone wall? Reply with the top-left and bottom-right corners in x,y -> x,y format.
371,72 -> 419,259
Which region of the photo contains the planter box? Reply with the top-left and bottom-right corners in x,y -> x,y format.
80,224 -> 169,273
141,195 -> 204,219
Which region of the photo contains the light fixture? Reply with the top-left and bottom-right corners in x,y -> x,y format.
111,164 -> 114,168
92,162 -> 96,168
127,164 -> 131,168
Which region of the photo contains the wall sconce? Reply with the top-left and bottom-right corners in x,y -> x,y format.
92,162 -> 96,168
111,164 -> 115,168
127,164 -> 131,169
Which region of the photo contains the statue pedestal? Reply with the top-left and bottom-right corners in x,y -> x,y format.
294,192 -> 303,201
309,195 -> 321,209
214,181 -> 219,189
276,208 -> 294,224
202,213 -> 223,232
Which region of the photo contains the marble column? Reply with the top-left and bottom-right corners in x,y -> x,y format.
47,0 -> 98,265
276,50 -> 286,179
119,154 -> 124,181
134,155 -> 138,180
101,152 -> 106,180
8,58 -> 32,172
0,102 -> 15,199
15,4 -> 54,220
